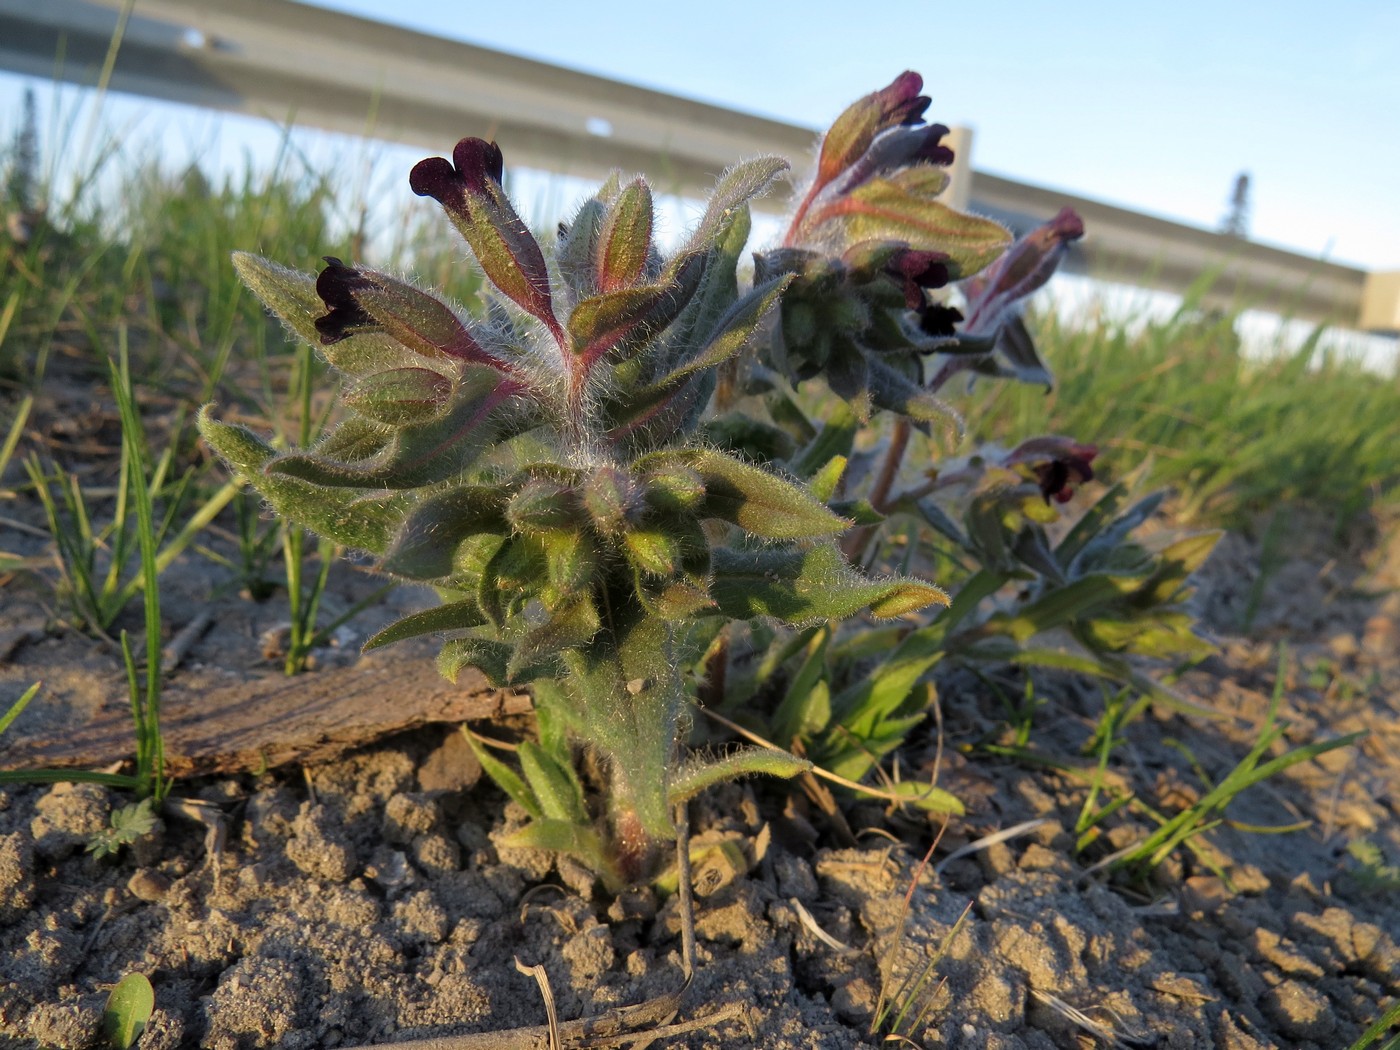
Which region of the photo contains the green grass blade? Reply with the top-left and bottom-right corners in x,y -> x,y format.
0,682 -> 43,737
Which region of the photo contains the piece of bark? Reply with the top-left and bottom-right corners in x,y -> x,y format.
1,639 -> 531,778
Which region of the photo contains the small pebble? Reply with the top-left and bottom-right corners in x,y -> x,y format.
127,868 -> 171,902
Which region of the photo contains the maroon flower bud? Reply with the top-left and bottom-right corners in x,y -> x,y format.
873,71 -> 931,129
834,123 -> 954,197
887,249 -> 951,309
791,72 -> 934,242
313,257 -> 517,374
961,207 -> 1085,336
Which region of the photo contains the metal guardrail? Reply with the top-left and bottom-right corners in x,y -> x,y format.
2,0 -> 1396,333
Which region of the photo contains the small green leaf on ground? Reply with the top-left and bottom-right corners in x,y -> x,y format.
103,973 -> 154,1049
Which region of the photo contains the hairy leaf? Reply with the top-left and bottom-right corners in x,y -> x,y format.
811,179 -> 1011,278
709,544 -> 948,623
363,598 -> 486,650
597,178 -> 654,292
380,485 -> 509,579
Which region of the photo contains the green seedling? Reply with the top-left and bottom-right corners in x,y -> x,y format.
1,344 -> 171,797
1344,839 -> 1400,893
200,76 -> 996,883
893,463 -> 1221,709
111,337 -> 170,800
87,798 -> 159,861
1059,650 -> 1365,885
0,681 -> 42,738
873,832 -> 973,1041
1115,654 -> 1363,882
23,373 -> 239,637
194,490 -> 283,600
875,901 -> 972,1040
0,393 -> 34,574
102,972 -> 154,1050
718,619 -> 962,814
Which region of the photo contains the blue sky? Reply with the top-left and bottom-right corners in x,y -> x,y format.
1,0 -> 1397,273
303,0 -> 1400,272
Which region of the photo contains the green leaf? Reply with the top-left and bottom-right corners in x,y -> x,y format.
640,274 -> 794,401
875,779 -> 965,815
557,197 -> 606,298
344,367 -> 451,425
663,449 -> 848,539
668,747 -> 812,804
1124,532 -> 1222,608
771,624 -> 833,743
540,530 -> 600,597
639,579 -> 715,621
831,625 -> 945,734
102,973 -> 154,1050
362,599 -> 485,651
829,498 -> 883,527
990,314 -> 1054,388
866,356 -> 962,432
641,466 -> 706,514
811,178 -> 1012,278
509,594 -> 602,678
807,456 -> 846,504
477,535 -> 547,628
197,411 -> 402,553
1064,490 -> 1167,572
709,543 -> 948,624
682,157 -> 789,257
0,681 -> 41,738
1076,614 -> 1217,660
518,740 -> 589,823
267,368 -> 524,489
980,573 -> 1140,643
622,529 -> 680,577
380,485 -> 509,579
438,635 -> 552,686
462,730 -> 542,818
569,285 -> 670,365
506,478 -> 585,531
500,818 -> 616,885
231,253 -> 323,347
597,178 -> 653,292
789,401 -> 859,480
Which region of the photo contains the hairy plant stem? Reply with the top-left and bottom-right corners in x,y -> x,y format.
841,417 -> 911,564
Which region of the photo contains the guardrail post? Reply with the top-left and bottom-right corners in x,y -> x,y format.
941,125 -> 974,213
1359,271 -> 1400,334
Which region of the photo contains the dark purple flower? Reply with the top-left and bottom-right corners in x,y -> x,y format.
314,257 -> 375,344
408,138 -> 564,347
918,302 -> 963,338
409,138 -> 504,204
1020,441 -> 1098,503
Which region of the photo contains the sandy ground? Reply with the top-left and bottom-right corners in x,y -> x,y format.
2,419 -> 1398,1048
